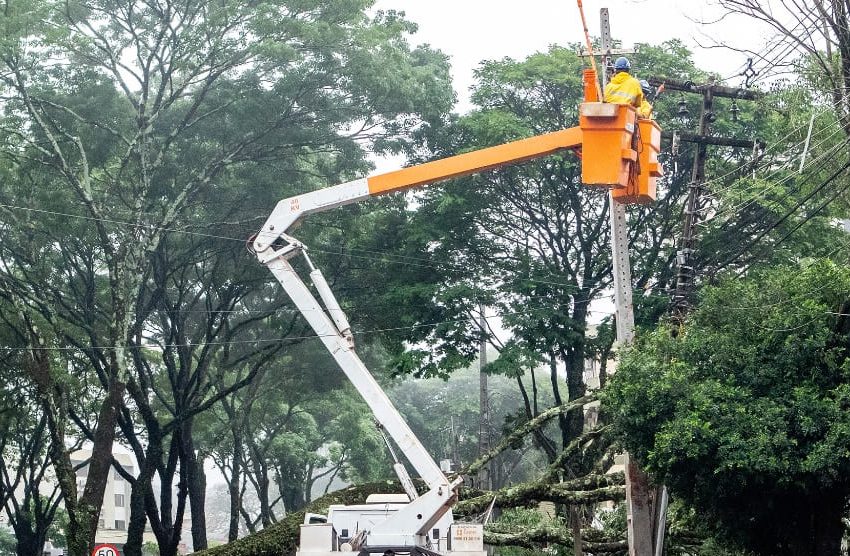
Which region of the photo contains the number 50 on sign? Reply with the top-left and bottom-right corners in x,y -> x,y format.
92,544 -> 120,556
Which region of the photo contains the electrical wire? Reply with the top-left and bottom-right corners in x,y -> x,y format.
732,17 -> 809,88
695,121 -> 808,194
733,170 -> 850,277
751,312 -> 839,333
701,135 -> 847,237
700,141 -> 848,238
0,306 -> 616,353
710,157 -> 850,274
0,189 -> 617,292
701,117 -> 843,204
0,201 -> 606,291
699,130 -> 849,227
110,291 -> 620,316
2,124 -> 846,349
680,109 -> 832,203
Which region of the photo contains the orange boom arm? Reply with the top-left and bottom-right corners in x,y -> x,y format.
367,127 -> 583,195
253,72 -> 661,256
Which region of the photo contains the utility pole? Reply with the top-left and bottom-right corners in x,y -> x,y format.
640,75 -> 761,555
477,305 -> 492,491
647,76 -> 762,323
596,9 -> 655,556
450,415 -> 460,473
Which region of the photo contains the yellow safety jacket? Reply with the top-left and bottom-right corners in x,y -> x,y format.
604,72 -> 644,109
638,99 -> 653,119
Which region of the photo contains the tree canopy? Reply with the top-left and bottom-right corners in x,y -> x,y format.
605,260 -> 850,555
0,0 -> 453,553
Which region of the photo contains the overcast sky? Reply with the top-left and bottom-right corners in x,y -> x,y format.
371,0 -> 772,112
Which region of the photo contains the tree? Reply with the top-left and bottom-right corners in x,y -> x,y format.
0,372 -> 64,555
389,361 -> 553,489
0,1 -> 453,553
0,299 -> 78,556
715,0 -> 850,136
354,41 -> 700,452
205,350 -> 387,539
267,39 -> 850,552
604,259 -> 850,555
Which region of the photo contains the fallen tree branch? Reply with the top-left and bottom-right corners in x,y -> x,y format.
456,473 -> 625,516
197,475 -> 626,555
462,394 -> 597,476
542,425 -> 612,482
485,525 -> 628,553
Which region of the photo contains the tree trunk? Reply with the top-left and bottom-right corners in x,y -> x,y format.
563,345 -> 587,448
812,490 -> 844,556
38,366 -> 124,556
123,478 -> 147,556
123,445 -> 160,556
570,506 -> 583,556
183,419 -> 208,550
13,519 -> 44,556
250,450 -> 274,526
69,379 -> 125,555
562,300 -> 589,460
190,460 -> 208,548
228,434 -> 243,541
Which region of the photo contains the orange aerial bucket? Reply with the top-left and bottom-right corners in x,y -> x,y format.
579,103 -> 637,189
612,118 -> 662,204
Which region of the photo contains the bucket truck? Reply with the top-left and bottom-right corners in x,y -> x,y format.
249,69 -> 662,556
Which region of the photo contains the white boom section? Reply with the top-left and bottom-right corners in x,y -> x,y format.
253,178 -> 457,514
253,178 -> 371,256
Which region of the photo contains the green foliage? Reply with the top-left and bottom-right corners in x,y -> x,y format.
665,500 -> 754,556
694,63 -> 850,274
46,506 -> 68,548
596,503 -> 626,539
357,40 -> 719,383
604,259 -> 850,554
1,0 -> 455,550
490,508 -> 570,556
0,528 -> 14,556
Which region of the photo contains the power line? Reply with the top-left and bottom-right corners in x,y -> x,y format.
751,312 -> 841,333
699,130 -> 849,232
735,171 -> 850,276
0,306 -> 617,353
113,291 -> 619,316
711,158 -> 850,274
704,116 -> 841,201
0,201 -> 602,291
698,110 -> 831,195
729,18 -> 808,88
701,130 -> 849,226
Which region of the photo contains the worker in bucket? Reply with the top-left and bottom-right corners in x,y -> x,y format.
638,79 -> 654,118
604,57 -> 644,109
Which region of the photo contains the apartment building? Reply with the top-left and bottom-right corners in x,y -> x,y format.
71,450 -> 133,546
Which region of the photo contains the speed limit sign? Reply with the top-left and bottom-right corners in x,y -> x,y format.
92,544 -> 120,556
